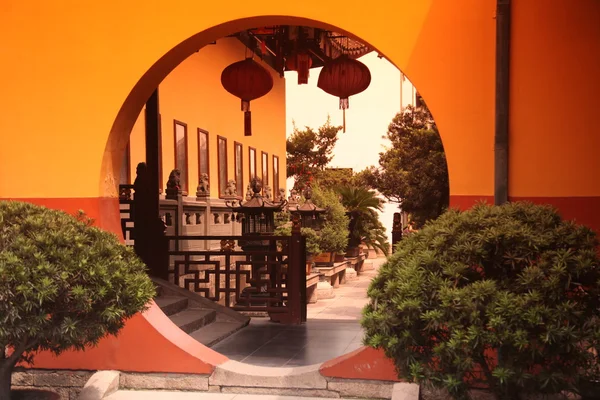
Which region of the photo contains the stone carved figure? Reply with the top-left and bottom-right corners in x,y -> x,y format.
223,179 -> 237,196
245,183 -> 253,201
165,169 -> 181,200
196,173 -> 209,198
278,188 -> 286,202
264,185 -> 272,200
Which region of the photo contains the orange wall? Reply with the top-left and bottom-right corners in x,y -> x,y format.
0,0 -> 497,201
128,38 -> 287,197
509,0 -> 600,197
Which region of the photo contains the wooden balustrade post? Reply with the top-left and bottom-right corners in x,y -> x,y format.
287,213 -> 306,324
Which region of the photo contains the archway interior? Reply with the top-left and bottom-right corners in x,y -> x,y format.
110,18 -> 441,368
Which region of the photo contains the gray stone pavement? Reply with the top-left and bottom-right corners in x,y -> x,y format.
210,257 -> 386,366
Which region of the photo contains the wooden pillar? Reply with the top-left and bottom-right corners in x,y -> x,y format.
145,89 -> 160,215
495,0 -> 511,205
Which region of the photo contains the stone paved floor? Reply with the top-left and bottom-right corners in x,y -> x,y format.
210,257 -> 385,367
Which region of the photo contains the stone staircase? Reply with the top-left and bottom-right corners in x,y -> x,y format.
152,278 -> 250,347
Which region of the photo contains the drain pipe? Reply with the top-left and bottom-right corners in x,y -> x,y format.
494,0 -> 511,205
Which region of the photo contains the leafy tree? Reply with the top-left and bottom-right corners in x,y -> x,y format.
360,102 -> 449,228
363,202 -> 600,400
337,186 -> 390,256
286,117 -> 343,189
311,184 -> 349,254
0,201 -> 155,400
313,168 -> 358,191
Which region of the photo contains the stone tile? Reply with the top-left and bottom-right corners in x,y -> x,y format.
392,382 -> 420,400
209,360 -> 328,389
120,373 -> 209,391
33,371 -> 92,387
327,378 -> 394,399
221,386 -> 340,398
11,372 -> 34,386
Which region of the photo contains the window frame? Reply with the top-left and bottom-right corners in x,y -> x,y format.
272,154 -> 280,200
173,119 -> 189,194
261,151 -> 269,188
197,128 -> 210,180
248,146 -> 257,181
234,141 -> 243,198
217,135 -> 228,198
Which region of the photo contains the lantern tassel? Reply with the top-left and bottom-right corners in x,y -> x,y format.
340,97 -> 349,133
244,111 -> 252,136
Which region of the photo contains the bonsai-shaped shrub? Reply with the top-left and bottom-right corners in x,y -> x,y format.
274,210 -> 321,256
0,201 -> 155,399
363,202 -> 600,400
311,184 -> 349,254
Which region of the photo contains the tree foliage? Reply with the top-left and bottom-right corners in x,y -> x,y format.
363,202 -> 600,399
0,201 -> 155,398
337,186 -> 389,256
286,117 -> 343,189
360,103 -> 449,228
311,184 -> 349,254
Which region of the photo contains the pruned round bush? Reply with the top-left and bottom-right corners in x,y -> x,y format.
362,202 -> 600,400
0,201 -> 155,396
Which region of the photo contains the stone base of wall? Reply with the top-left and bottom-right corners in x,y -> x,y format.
12,369 -> 94,400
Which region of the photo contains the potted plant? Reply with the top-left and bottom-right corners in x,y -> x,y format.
363,202 -> 600,400
0,201 -> 155,400
310,185 -> 349,266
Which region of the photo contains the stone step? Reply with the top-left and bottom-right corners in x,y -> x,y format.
155,296 -> 188,316
106,391 -> 366,399
168,308 -> 217,333
188,320 -> 248,347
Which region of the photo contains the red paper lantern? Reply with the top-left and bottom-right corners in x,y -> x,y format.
285,51 -> 313,85
317,55 -> 371,132
221,58 -> 274,136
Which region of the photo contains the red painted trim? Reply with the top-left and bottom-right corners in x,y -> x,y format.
320,346 -> 401,382
21,302 -> 227,373
509,196 -> 600,234
450,195 -> 600,234
1,197 -> 123,239
449,195 -> 494,210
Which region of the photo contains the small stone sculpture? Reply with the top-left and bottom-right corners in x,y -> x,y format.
223,179 -> 237,197
245,183 -> 253,201
196,173 -> 209,198
165,169 -> 181,200
264,185 -> 272,200
278,188 -> 286,202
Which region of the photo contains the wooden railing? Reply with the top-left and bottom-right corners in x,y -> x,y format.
166,234 -> 306,324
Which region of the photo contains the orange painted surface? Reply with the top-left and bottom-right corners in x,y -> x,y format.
1,0 -> 599,377
319,346 -> 401,382
509,0 -> 600,197
24,302 -> 228,374
0,0 -> 497,201
128,38 -> 287,196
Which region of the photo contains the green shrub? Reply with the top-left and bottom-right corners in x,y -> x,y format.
311,184 -> 349,254
274,224 -> 321,256
362,202 -> 600,400
0,201 -> 155,397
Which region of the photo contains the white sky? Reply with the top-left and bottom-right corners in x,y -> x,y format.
285,52 -> 402,242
